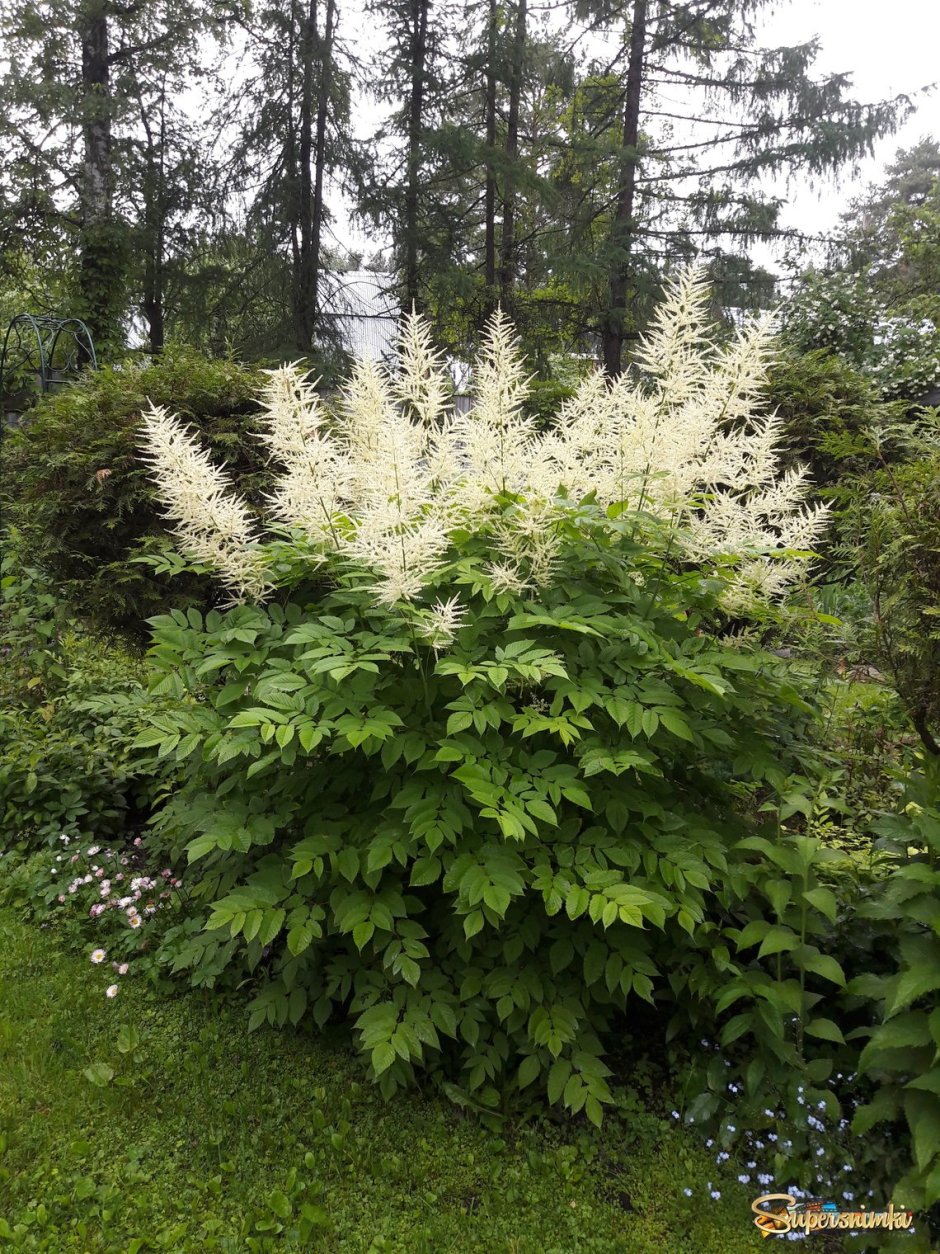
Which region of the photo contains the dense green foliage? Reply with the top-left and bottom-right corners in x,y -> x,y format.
0,540 -> 152,848
765,348 -> 893,493
130,511 -> 825,1124
2,350 -> 270,633
838,438 -> 940,756
783,142 -> 940,403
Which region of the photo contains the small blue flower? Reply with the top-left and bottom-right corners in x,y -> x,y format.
738,1174 -> 751,1184
710,1189 -> 721,1200
683,1187 -> 693,1197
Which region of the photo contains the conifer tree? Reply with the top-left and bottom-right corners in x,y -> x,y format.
549,0 -> 913,374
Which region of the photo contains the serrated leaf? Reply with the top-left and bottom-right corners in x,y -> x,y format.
757,925 -> 798,957
805,1017 -> 845,1044
518,1054 -> 541,1089
464,910 -> 484,939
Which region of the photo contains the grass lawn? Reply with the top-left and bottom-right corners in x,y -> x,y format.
0,904 -> 761,1252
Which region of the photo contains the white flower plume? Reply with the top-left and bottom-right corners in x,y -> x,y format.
140,266 -> 827,613
419,595 -> 468,650
139,403 -> 269,602
256,363 -> 350,549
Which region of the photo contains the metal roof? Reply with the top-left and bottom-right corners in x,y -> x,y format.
318,270 -> 400,362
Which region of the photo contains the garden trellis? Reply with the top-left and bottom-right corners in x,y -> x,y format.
0,314 -> 96,428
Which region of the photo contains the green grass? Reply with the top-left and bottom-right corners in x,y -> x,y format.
0,906 -> 761,1252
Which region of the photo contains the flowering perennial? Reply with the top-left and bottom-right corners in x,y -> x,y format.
141,267 -> 826,611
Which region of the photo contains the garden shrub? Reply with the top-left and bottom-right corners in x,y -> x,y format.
1,347 -> 271,635
0,534 -> 158,849
130,270 -> 839,1124
686,760 -> 940,1229
839,436 -> 940,757
763,347 -> 894,493
850,760 -> 940,1213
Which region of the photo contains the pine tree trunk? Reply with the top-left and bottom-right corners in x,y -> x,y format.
403,0 -> 429,313
142,193 -> 166,354
602,0 -> 646,378
141,88 -> 166,355
78,0 -> 120,356
295,0 -> 318,352
309,0 -> 336,346
498,0 -> 525,312
483,0 -> 498,307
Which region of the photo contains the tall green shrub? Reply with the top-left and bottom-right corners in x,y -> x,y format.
132,270 -> 835,1119
1,348 -> 270,634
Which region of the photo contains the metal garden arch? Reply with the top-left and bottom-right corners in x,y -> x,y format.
0,314 -> 96,425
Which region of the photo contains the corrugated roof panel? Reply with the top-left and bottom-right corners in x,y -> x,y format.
318,271 -> 400,361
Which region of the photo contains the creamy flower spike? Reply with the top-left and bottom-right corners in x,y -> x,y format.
420,595 -> 468,651
140,268 -> 827,611
140,403 -> 269,602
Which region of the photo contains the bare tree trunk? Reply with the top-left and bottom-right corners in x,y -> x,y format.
482,0 -> 498,308
498,0 -> 525,312
78,0 -> 120,355
403,0 -> 429,312
601,0 -> 646,378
